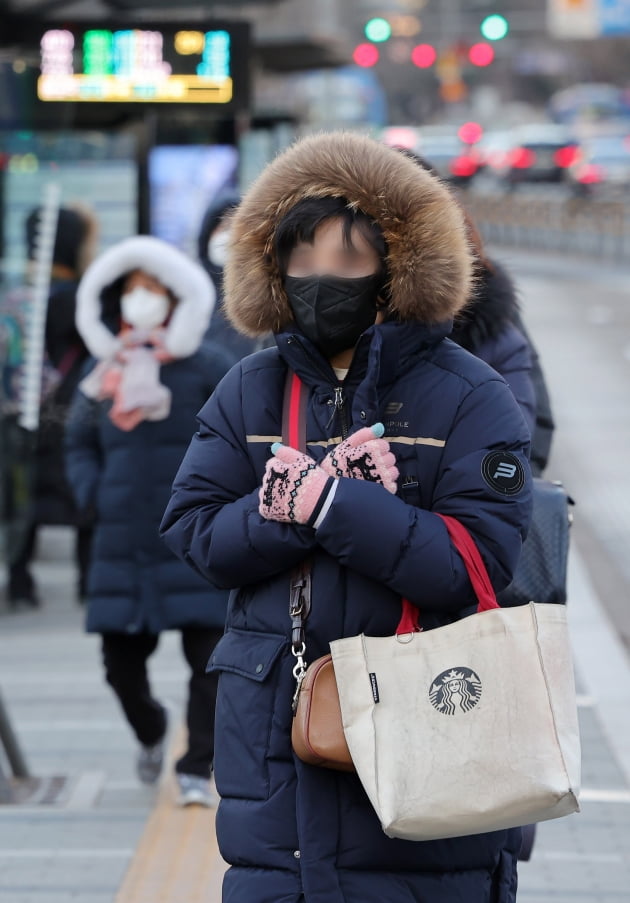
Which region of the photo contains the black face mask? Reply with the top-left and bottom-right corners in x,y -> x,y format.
284,273 -> 383,359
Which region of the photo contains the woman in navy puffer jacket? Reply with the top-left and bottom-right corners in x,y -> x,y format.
161,132 -> 533,902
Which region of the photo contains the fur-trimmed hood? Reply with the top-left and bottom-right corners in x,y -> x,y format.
224,131 -> 473,337
76,236 -> 215,360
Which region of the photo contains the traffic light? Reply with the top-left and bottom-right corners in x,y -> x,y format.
353,43 -> 380,68
480,14 -> 509,41
468,43 -> 495,66
411,44 -> 437,68
364,17 -> 392,43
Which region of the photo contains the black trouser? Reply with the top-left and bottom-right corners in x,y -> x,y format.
9,522 -> 93,595
101,628 -> 223,779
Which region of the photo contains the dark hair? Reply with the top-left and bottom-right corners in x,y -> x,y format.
274,196 -> 387,279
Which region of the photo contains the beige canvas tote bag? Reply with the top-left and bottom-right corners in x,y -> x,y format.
330,514 -> 581,842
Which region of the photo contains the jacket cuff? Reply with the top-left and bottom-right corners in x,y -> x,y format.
312,478 -> 339,530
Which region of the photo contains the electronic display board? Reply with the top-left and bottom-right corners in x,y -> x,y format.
2,18 -> 250,112
148,144 -> 238,254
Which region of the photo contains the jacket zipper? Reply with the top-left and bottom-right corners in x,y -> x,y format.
332,386 -> 349,440
289,336 -> 350,440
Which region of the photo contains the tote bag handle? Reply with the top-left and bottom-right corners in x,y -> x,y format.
397,514 -> 501,635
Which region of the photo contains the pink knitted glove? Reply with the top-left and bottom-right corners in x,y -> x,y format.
321,423 -> 399,494
259,444 -> 334,525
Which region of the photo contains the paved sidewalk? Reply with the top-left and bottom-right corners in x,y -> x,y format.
517,549 -> 630,902
0,528 -> 189,903
1,526 -> 630,902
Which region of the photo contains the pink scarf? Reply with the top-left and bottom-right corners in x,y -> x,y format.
80,328 -> 175,431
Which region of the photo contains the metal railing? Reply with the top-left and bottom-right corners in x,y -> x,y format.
460,191 -> 630,262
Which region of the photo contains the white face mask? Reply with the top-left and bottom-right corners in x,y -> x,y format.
208,231 -> 231,268
120,287 -> 170,330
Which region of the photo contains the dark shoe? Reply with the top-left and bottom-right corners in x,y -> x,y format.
137,739 -> 165,785
136,709 -> 168,785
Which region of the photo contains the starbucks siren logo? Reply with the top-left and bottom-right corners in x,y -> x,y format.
429,667 -> 482,715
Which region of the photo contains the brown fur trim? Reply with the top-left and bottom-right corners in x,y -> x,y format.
224,132 -> 474,337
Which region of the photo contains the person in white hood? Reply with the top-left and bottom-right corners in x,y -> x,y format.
65,236 -> 236,807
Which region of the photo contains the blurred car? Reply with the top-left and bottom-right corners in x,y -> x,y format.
416,134 -> 480,186
567,135 -> 630,196
503,125 -> 580,188
471,131 -> 516,181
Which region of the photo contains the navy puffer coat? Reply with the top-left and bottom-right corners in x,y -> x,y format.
160,133 -> 533,903
66,346 -> 233,633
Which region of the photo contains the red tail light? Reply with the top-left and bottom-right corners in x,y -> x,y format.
577,164 -> 604,184
510,147 -> 536,169
554,145 -> 580,167
450,155 -> 478,177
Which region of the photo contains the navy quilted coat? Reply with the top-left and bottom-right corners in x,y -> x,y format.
66,348 -> 233,634
160,134 -> 533,903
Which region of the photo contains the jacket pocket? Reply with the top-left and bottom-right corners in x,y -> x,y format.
207,628 -> 286,801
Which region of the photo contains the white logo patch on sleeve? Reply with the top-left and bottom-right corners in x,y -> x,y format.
481,451 -> 525,496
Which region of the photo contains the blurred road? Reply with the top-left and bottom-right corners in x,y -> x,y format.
1,248 -> 630,902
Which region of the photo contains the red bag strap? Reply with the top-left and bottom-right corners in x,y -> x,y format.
282,369 -> 308,451
397,513 -> 500,635
397,601 -> 422,635
437,514 -> 500,613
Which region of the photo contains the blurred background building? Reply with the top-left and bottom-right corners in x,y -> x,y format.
0,0 -> 630,352
2,0 -> 630,591
1,0 -> 630,245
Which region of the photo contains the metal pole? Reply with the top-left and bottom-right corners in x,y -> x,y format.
0,690 -> 30,779
18,182 -> 61,432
